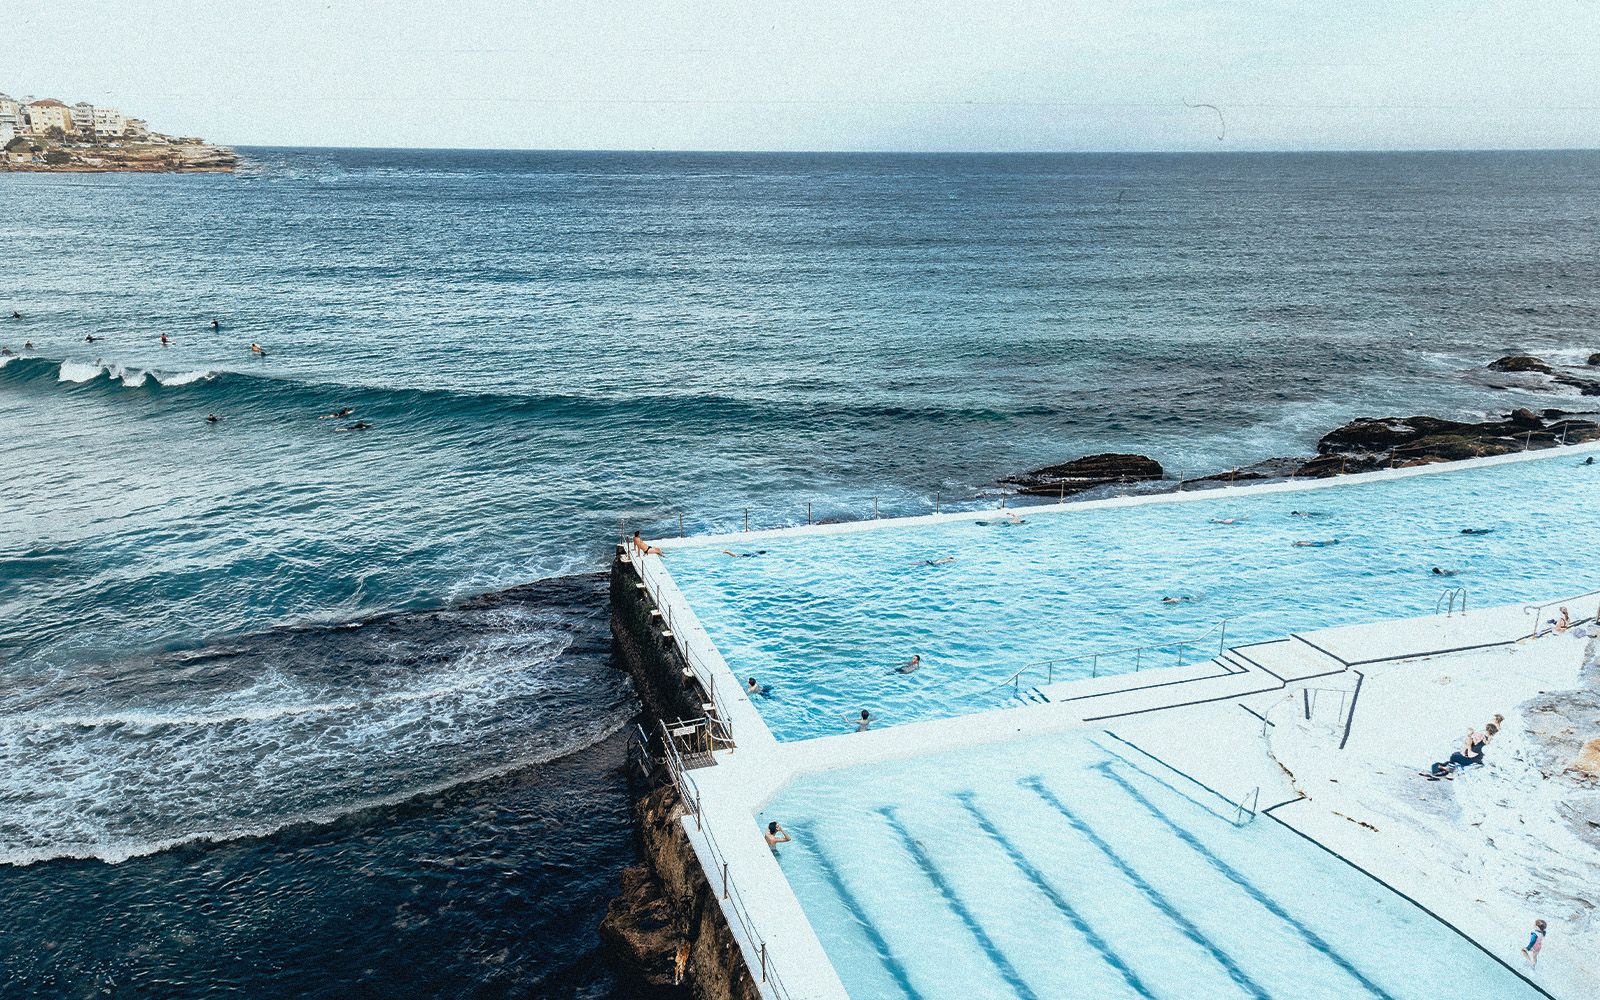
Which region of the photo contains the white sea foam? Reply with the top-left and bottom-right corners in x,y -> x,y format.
53,358 -> 217,387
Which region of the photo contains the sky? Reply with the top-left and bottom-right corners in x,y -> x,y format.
5,0 -> 1599,151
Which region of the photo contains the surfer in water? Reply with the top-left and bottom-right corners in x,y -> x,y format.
319,407 -> 355,420
9,311 -> 20,319
204,414 -> 221,424
210,318 -> 220,330
335,420 -> 373,432
84,334 -> 100,343
160,333 -> 171,347
250,342 -> 267,356
1460,527 -> 1493,535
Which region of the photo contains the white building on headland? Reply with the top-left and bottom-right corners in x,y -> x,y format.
23,98 -> 73,134
0,94 -> 20,139
92,106 -> 127,135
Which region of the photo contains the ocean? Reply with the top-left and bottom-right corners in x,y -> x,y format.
2,147 -> 1598,997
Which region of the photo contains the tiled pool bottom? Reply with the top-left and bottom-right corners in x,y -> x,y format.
762,734 -> 1541,1000
664,449 -> 1600,740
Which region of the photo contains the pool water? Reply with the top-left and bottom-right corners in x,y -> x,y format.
763,733 -> 1543,1000
665,451 -> 1600,740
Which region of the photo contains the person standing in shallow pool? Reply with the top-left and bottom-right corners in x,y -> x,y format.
848,710 -> 872,732
764,821 -> 791,851
1521,919 -> 1546,967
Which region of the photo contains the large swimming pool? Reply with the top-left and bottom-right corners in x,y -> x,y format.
664,450 -> 1600,740
763,732 -> 1543,1000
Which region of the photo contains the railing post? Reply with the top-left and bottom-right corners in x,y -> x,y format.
1135,647 -> 1142,672
1092,654 -> 1098,678
873,496 -> 880,519
743,508 -> 750,532
760,943 -> 768,982
678,512 -> 685,537
1047,662 -> 1053,684
1219,619 -> 1227,652
721,862 -> 729,900
806,501 -> 812,525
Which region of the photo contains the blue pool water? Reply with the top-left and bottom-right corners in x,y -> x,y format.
763,733 -> 1543,1000
666,450 -> 1600,741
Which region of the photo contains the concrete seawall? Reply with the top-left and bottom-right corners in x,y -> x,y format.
602,546 -> 765,1000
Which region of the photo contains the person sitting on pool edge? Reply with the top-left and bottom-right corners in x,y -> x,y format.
764,821 -> 791,851
631,531 -> 662,556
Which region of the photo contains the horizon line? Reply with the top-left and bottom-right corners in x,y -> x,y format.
226,143 -> 1600,156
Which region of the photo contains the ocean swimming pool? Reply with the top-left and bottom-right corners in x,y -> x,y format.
762,732 -> 1543,1000
662,449 -> 1600,741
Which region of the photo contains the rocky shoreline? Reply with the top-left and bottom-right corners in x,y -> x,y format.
2,138 -> 238,173
1007,353 -> 1600,497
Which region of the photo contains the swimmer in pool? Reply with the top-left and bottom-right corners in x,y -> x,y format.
852,710 -> 872,732
1162,595 -> 1193,604
1431,567 -> 1457,576
1293,538 -> 1340,547
319,407 -> 354,420
889,655 -> 921,675
746,677 -> 769,697
764,821 -> 792,850
1289,510 -> 1325,518
914,556 -> 956,566
1460,528 -> 1494,536
1211,517 -> 1247,525
721,549 -> 768,558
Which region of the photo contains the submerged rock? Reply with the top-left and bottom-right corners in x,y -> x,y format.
1005,452 -> 1164,497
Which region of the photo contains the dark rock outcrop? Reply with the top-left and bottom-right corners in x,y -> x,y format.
1005,452 -> 1164,497
1488,355 -> 1553,374
1588,353 -> 1600,367
1293,410 -> 1600,477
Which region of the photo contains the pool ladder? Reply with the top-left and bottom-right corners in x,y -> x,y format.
1233,787 -> 1261,826
1435,587 -> 1468,617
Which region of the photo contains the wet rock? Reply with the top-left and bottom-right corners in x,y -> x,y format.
1487,355 -> 1553,374
600,864 -> 684,990
1589,353 -> 1600,366
1298,410 -> 1600,476
1510,407 -> 1542,428
1005,452 -> 1163,497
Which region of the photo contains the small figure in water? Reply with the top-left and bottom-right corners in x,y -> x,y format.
204,414 -> 220,424
23,341 -> 32,350
1289,510 -> 1325,518
914,556 -> 956,566
335,420 -> 373,432
250,342 -> 267,356
1521,919 -> 1547,968
853,710 -> 872,732
1431,567 -> 1457,576
1004,511 -> 1025,526
319,407 -> 354,420
1293,538 -> 1340,547
84,334 -> 100,343
0,347 -> 11,356
159,333 -> 171,346
746,677 -> 769,698
1162,595 -> 1193,604
764,821 -> 792,850
1460,528 -> 1493,536
9,311 -> 19,319
631,531 -> 662,556
1584,457 -> 1595,466
1211,516 -> 1247,525
721,549 -> 767,558
210,318 -> 220,330
890,655 -> 921,675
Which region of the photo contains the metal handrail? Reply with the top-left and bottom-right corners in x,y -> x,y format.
982,615 -> 1242,695
656,718 -> 794,999
1524,588 -> 1600,638
630,544 -> 736,740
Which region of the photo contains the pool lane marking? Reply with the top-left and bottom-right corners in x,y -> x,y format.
791,826 -> 923,1000
877,806 -> 1043,1000
1023,777 -> 1274,1000
952,792 -> 1157,1000
1098,765 -> 1398,1000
